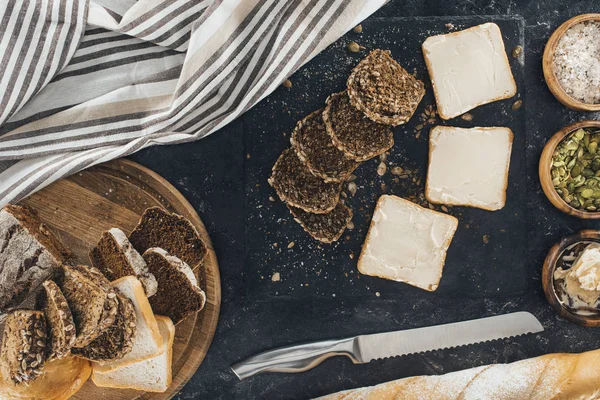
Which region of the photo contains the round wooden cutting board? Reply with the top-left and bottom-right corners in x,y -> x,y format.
19,159 -> 221,400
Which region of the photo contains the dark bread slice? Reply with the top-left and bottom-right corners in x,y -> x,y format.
347,49 -> 425,126
143,248 -> 206,325
36,280 -> 75,360
290,109 -> 359,182
129,207 -> 207,272
90,228 -> 157,297
288,202 -> 353,243
56,265 -> 118,348
72,291 -> 136,363
323,91 -> 394,161
268,148 -> 343,214
0,205 -> 74,314
0,310 -> 47,384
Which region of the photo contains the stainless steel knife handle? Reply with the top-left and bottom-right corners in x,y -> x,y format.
231,337 -> 360,380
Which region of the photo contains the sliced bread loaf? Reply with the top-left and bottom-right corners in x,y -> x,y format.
288,203 -> 353,243
93,276 -> 162,373
290,109 -> 359,182
0,205 -> 73,315
71,291 -> 136,363
129,207 -> 207,271
57,265 -> 118,348
92,315 -> 175,392
143,248 -> 206,325
90,227 -> 157,296
36,280 -> 76,360
0,310 -> 47,385
268,148 -> 343,214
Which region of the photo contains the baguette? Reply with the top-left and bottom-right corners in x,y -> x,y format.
315,349 -> 600,399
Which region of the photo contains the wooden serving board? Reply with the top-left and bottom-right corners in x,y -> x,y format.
19,159 -> 221,400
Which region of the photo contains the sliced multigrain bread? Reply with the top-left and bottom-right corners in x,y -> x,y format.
347,49 -> 425,126
36,280 -> 76,360
72,291 -> 136,363
269,148 -> 343,214
143,248 -> 206,325
92,315 -> 175,393
90,228 -> 158,297
94,276 -> 161,373
0,205 -> 73,315
129,207 -> 207,272
288,203 -> 353,243
323,91 -> 394,161
290,109 -> 359,182
0,310 -> 47,385
56,265 -> 118,348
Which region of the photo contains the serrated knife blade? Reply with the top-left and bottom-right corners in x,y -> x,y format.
356,311 -> 543,363
231,312 -> 544,380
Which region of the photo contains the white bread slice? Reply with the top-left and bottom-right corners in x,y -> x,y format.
422,23 -> 517,120
426,126 -> 513,211
357,195 -> 458,291
91,316 -> 175,392
94,276 -> 161,372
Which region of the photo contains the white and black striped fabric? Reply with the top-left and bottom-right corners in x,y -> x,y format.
0,0 -> 385,207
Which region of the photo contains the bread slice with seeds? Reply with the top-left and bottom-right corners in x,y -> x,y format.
90,228 -> 157,297
347,49 -> 425,126
288,203 -> 353,243
323,91 -> 394,161
269,148 -> 343,214
0,204 -> 73,316
36,280 -> 75,360
72,291 -> 136,363
93,276 -> 161,372
56,265 -> 118,348
143,248 -> 206,325
290,109 -> 359,182
129,207 -> 207,272
0,310 -> 47,385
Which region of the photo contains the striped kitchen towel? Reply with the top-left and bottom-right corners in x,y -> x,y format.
0,0 -> 386,207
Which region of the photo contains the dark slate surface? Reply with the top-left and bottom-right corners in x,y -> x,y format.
128,1 -> 600,399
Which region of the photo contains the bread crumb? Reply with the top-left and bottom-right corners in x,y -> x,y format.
441,205 -> 449,212
273,243 -> 278,248
269,196 -> 275,202
348,182 -> 357,196
483,234 -> 490,244
353,24 -> 363,33
272,272 -> 281,282
347,41 -> 360,53
282,79 -> 292,88
445,23 -> 454,30
461,113 -> 473,121
246,153 -> 251,159
347,221 -> 354,230
287,241 -> 295,249
391,166 -> 404,175
377,162 -> 387,176
349,252 -> 354,259
512,99 -> 522,110
375,292 -> 380,297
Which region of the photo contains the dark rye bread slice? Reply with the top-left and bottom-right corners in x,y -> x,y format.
72,291 -> 136,363
129,207 -> 208,272
143,248 -> 206,325
347,49 -> 425,126
323,91 -> 394,161
268,148 -> 343,214
57,265 -> 118,348
0,310 -> 47,384
288,202 -> 353,243
90,228 -> 158,297
36,280 -> 75,360
290,109 -> 359,182
0,205 -> 74,314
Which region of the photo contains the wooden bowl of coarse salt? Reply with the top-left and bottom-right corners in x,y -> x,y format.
543,14 -> 600,111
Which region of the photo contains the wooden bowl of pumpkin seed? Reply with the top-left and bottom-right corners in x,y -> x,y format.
540,120 -> 600,219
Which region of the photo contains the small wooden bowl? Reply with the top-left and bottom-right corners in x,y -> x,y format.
539,120 -> 600,219
543,13 -> 600,111
542,230 -> 600,327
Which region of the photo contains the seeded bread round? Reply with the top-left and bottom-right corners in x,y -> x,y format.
37,281 -> 76,360
347,49 -> 425,126
72,291 -> 136,363
288,202 -> 353,243
290,109 -> 359,182
268,148 -> 343,214
323,91 -> 394,161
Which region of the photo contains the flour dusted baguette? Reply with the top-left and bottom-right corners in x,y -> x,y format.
315,349 -> 600,400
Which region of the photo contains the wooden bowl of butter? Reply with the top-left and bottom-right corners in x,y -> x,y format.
542,230 -> 600,327
543,14 -> 600,111
540,120 -> 600,219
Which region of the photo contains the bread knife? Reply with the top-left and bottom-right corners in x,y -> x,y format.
231,311 -> 543,380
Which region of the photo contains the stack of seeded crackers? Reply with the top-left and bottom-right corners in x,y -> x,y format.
269,50 -> 425,243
